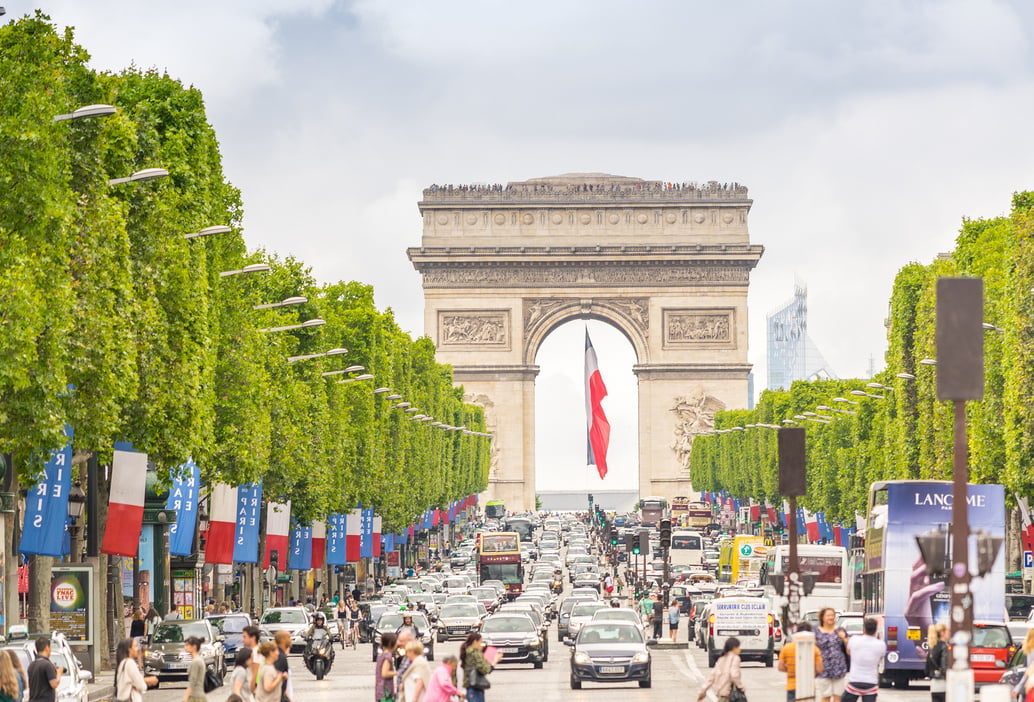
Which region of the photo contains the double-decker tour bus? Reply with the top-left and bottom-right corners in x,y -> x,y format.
478,532 -> 523,599
861,480 -> 1005,689
687,501 -> 713,530
484,500 -> 506,520
671,496 -> 689,524
638,496 -> 670,527
760,544 -> 851,615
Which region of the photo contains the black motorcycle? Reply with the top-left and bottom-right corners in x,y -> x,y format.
304,629 -> 334,680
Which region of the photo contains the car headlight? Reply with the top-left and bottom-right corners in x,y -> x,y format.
527,639 -> 539,647
146,650 -> 163,660
632,651 -> 650,664
573,652 -> 591,665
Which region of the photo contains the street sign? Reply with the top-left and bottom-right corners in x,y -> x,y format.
1024,551 -> 1033,570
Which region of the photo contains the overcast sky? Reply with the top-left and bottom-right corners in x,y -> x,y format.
14,1 -> 1034,493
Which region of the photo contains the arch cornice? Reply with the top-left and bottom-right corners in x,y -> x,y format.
522,297 -> 650,366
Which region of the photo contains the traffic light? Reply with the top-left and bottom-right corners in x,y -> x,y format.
631,533 -> 641,555
660,519 -> 672,550
638,530 -> 650,556
625,533 -> 636,552
609,526 -> 619,547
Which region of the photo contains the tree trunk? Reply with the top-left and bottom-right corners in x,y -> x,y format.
4,473 -> 20,630
26,554 -> 52,633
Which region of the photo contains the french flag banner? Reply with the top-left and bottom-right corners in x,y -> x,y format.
346,509 -> 362,562
19,425 -> 73,557
311,520 -> 327,569
372,516 -> 382,559
101,442 -> 148,557
584,329 -> 611,480
263,501 -> 291,569
749,504 -> 760,522
233,483 -> 262,564
766,506 -> 776,524
326,514 -> 347,566
205,483 -> 237,565
408,524 -> 415,541
805,511 -> 820,542
288,525 -> 312,571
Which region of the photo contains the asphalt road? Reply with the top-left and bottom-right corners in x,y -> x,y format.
137,623 -> 934,702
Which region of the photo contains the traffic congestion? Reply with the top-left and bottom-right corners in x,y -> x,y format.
36,488 -> 1027,702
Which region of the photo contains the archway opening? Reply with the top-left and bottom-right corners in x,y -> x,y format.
534,319 -> 639,512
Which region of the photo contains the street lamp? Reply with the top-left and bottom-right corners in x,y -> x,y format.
393,402 -> 412,409
982,322 -> 1004,332
321,365 -> 365,377
896,373 -> 916,380
287,347 -> 347,363
919,358 -> 937,366
832,397 -> 858,405
337,374 -> 374,385
108,167 -> 169,186
782,419 -> 797,425
404,407 -> 420,413
67,483 -> 87,562
220,263 -> 271,278
386,394 -> 402,401
53,104 -> 117,122
258,318 -> 325,333
867,382 -> 893,391
184,225 -> 232,240
254,296 -> 307,310
850,389 -> 885,399
372,387 -> 391,394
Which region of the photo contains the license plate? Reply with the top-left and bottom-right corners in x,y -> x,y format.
906,629 -> 922,641
718,629 -> 757,637
167,662 -> 188,670
500,647 -> 518,653
600,666 -> 625,674
972,654 -> 995,662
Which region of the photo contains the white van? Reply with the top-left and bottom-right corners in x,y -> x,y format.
705,596 -> 774,668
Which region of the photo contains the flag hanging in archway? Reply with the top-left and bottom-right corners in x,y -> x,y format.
584,328 -> 611,480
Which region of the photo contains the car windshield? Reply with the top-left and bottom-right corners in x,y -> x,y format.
441,605 -> 479,618
211,616 -> 249,634
470,589 -> 495,599
572,603 -> 607,617
378,613 -> 430,630
838,617 -> 864,635
579,624 -> 644,644
153,622 -> 211,643
260,610 -> 306,624
1007,596 -> 1034,620
593,610 -> 639,624
482,617 -> 535,634
973,626 -> 1011,648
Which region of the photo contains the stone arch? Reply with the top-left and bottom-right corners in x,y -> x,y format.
522,298 -> 649,367
408,173 -> 763,511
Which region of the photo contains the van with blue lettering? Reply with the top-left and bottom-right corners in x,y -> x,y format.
704,596 -> 774,668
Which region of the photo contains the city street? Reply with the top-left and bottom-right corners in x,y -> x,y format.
137,624 -> 932,702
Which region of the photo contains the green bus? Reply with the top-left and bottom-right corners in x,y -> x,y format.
485,500 -> 506,519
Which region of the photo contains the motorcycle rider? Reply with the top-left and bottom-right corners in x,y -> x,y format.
395,613 -> 422,640
303,611 -> 336,673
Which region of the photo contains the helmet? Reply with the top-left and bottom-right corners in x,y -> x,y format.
313,612 -> 325,624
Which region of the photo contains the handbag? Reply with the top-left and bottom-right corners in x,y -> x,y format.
728,684 -> 747,702
203,665 -> 224,693
465,664 -> 491,691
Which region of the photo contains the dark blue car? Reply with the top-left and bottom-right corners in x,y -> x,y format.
208,614 -> 254,666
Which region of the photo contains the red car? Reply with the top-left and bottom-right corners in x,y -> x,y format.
968,622 -> 1016,685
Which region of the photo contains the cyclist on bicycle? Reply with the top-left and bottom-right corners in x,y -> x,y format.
347,598 -> 362,647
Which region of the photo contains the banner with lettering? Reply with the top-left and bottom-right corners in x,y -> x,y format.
360,508 -> 374,559
20,426 -> 73,557
166,460 -> 200,557
233,483 -> 263,563
326,514 -> 347,566
288,524 -> 313,571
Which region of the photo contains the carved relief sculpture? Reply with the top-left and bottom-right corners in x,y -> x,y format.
523,298 -> 566,332
438,310 -> 510,348
464,392 -> 501,477
663,309 -> 734,346
600,298 -> 649,331
670,391 -> 727,472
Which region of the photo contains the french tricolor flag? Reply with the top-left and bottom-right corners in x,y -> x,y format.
311,520 -> 326,569
345,509 -> 362,562
585,329 -> 610,480
101,444 -> 147,557
372,516 -> 382,558
805,510 -> 820,542
205,484 -> 237,564
263,501 -> 291,569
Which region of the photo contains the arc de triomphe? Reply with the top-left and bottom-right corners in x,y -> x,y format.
408,174 -> 763,512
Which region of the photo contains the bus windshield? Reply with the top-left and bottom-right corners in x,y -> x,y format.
672,534 -> 701,550
780,556 -> 844,583
504,519 -> 533,542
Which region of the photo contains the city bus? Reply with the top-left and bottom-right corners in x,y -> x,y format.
478,531 -> 523,599
760,544 -> 850,615
718,535 -> 763,583
638,496 -> 669,527
484,500 -> 506,520
861,480 -> 1005,689
687,502 -> 713,530
670,529 -> 705,567
503,516 -> 534,543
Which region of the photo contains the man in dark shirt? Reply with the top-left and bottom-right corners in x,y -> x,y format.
28,637 -> 62,702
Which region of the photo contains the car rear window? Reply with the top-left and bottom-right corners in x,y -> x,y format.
973,626 -> 1011,648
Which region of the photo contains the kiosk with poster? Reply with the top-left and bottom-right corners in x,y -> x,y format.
171,570 -> 200,620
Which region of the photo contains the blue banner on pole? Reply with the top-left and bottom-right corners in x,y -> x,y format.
397,529 -> 408,545
326,514 -> 347,566
233,483 -> 263,563
166,459 -> 200,557
19,425 -> 73,557
288,525 -> 313,571
360,508 -> 374,559
384,533 -> 395,553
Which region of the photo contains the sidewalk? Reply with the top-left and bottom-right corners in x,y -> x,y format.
87,670 -> 114,702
